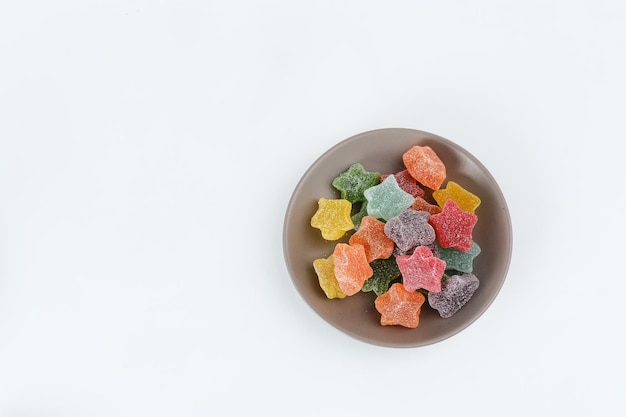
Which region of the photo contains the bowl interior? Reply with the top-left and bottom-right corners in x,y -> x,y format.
283,128 -> 512,347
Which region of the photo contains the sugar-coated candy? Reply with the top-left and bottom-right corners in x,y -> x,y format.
364,175 -> 415,221
381,169 -> 425,198
428,273 -> 480,318
332,163 -> 381,203
396,245 -> 446,293
438,242 -> 481,273
308,142 -> 486,328
375,283 -> 426,328
310,198 -> 354,240
432,181 -> 481,213
410,196 -> 442,215
393,241 -> 439,258
333,243 -> 373,296
402,145 -> 446,190
362,257 -> 401,296
349,216 -> 395,263
384,209 -> 436,253
313,255 -> 346,299
429,199 -> 477,252
351,201 -> 368,230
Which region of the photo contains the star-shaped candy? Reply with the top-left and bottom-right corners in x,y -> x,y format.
363,175 -> 415,221
331,163 -> 381,203
396,245 -> 446,292
429,199 -> 478,252
374,283 -> 426,328
384,209 -> 436,252
380,169 -> 425,198
313,255 -> 346,299
310,198 -> 354,240
349,216 -> 395,263
432,181 -> 481,213
428,273 -> 480,318
437,241 -> 481,273
361,257 -> 401,296
333,243 -> 373,296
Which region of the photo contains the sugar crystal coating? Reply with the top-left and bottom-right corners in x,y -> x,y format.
374,283 -> 426,328
364,175 -> 415,221
333,243 -> 373,296
402,145 -> 446,190
313,255 -> 346,299
429,199 -> 477,252
332,163 -> 381,203
432,181 -> 481,213
310,198 -> 354,240
361,257 -> 401,296
410,196 -> 442,215
438,241 -> 481,273
396,245 -> 447,292
384,209 -> 436,252
351,201 -> 369,230
380,169 -> 425,198
428,273 -> 480,318
349,216 -> 395,263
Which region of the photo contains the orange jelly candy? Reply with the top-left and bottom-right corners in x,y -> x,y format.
410,196 -> 442,215
374,283 -> 426,328
333,243 -> 373,296
348,216 -> 395,263
402,145 -> 446,190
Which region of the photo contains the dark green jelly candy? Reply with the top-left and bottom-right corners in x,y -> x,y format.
361,257 -> 401,296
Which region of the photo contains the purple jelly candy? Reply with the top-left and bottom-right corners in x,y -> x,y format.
384,209 -> 435,252
428,273 -> 480,318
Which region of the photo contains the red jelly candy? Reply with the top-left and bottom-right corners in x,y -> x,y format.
429,199 -> 477,252
380,169 -> 425,198
396,245 -> 446,293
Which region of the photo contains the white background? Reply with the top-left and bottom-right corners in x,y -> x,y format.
1,1 -> 624,416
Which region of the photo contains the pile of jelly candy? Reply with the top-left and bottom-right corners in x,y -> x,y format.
311,145 -> 483,328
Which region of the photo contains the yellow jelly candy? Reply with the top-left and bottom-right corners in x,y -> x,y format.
313,255 -> 346,299
310,198 -> 354,240
432,181 -> 481,213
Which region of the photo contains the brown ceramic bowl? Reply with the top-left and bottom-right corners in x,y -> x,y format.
283,128 -> 512,348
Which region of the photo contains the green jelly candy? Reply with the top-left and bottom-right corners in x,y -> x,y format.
362,257 -> 401,296
364,175 -> 415,221
332,163 -> 381,204
437,241 -> 481,273
351,201 -> 369,230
